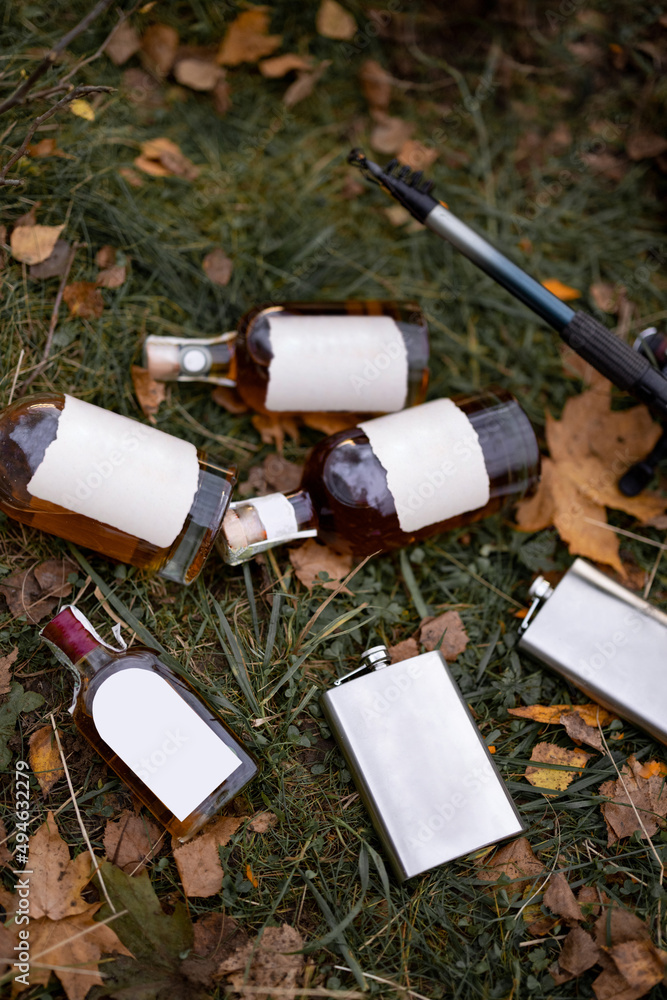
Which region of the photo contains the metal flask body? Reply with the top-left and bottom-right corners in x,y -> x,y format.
321,646 -> 524,881
518,558 -> 667,745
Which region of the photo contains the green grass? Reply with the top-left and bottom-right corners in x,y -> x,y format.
1,1 -> 667,998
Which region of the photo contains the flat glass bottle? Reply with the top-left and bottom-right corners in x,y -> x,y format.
220,390 -> 540,563
41,606 -> 257,842
0,393 -> 236,584
143,301 -> 430,414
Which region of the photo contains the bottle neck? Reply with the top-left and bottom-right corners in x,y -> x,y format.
41,606 -> 115,676
219,489 -> 318,565
142,333 -> 237,386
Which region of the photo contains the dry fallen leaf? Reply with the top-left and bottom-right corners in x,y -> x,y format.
359,58 -> 392,111
590,281 -> 623,314
28,811 -> 92,919
248,811 -> 278,833
508,702 -> 617,727
119,165 -> 144,187
541,278 -> 581,301
29,240 -> 72,279
543,872 -> 583,923
212,384 -> 249,414
96,263 -> 127,288
174,57 -> 224,91
173,815 -> 244,897
103,809 -> 162,873
141,22 -> 179,77
369,111 -> 414,155
0,558 -> 73,622
259,53 -> 312,78
418,610 -> 469,660
397,139 -> 439,171
289,538 -> 353,590
316,0 -> 356,39
0,648 -> 18,696
63,281 -> 104,319
131,364 -> 166,419
181,912 -> 250,985
106,20 -> 141,65
10,223 -> 65,265
225,924 -> 305,997
283,59 -> 331,108
476,836 -> 544,893
516,379 -> 666,572
217,9 -> 282,66
251,413 -> 300,452
557,926 -> 600,976
203,247 -> 233,285
599,755 -> 667,845
525,741 -> 592,795
300,412 -> 360,435
388,637 -> 419,663
626,132 -> 667,161
95,245 -> 117,268
29,725 -> 64,796
28,137 -> 67,158
135,136 -> 200,180
121,67 -> 165,111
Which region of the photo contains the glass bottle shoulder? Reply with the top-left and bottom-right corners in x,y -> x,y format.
0,393 -> 64,504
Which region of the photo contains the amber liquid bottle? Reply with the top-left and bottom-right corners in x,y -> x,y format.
41,606 -> 257,842
0,394 -> 236,584
220,390 -> 540,563
143,301 -> 430,414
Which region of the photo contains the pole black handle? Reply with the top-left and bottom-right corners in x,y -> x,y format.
562,312 -> 667,417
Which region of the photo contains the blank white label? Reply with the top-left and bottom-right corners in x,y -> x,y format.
92,668 -> 242,821
359,398 -> 491,532
265,313 -> 408,412
27,395 -> 199,549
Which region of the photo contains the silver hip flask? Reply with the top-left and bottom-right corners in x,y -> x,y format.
321,645 -> 524,881
519,558 -> 667,745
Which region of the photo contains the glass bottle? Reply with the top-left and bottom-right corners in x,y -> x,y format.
0,393 -> 236,584
220,390 -> 540,563
143,301 -> 430,414
41,606 -> 257,843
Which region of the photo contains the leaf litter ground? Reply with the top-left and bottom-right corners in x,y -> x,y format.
1,2 -> 667,999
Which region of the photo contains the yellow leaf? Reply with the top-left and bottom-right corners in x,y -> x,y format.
29,725 -> 64,796
69,98 -> 95,121
525,741 -> 591,796
10,223 -> 65,265
541,278 -> 581,300
316,0 -> 356,40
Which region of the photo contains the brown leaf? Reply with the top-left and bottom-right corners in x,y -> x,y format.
578,885 -> 608,918
106,20 -> 141,66
141,22 -> 179,77
626,132 -> 667,161
418,610 -> 469,660
121,67 -> 165,110
608,939 -> 665,993
131,364 -> 166,418
181,912 -> 250,986
15,204 -> 39,227
289,539 -> 353,591
599,755 -> 667,845
172,814 -> 244,898
259,53 -> 312,78
0,647 -> 18,696
387,637 -> 419,663
135,137 -> 199,180
174,57 -> 224,91
0,559 -> 73,622
225,924 -> 305,997
217,9 -> 282,66
316,0 -> 356,39
263,454 -> 303,493
63,281 -> 104,319
248,811 -> 278,833
508,702 -> 617,728
95,245 -> 117,268
369,111 -> 414,155
28,137 -> 68,158
29,725 -> 64,796
34,558 -> 74,596
29,240 -> 72,279
543,873 -> 583,923
28,904 -> 131,1000
251,413 -> 300,452
525,742 -> 592,795
283,59 -> 331,109
203,247 -> 233,285
301,412 -> 360,434
516,381 -> 666,572
359,59 -> 392,111
119,166 -> 144,187
590,282 -> 623,314
213,78 -> 232,116
10,224 -> 65,265
559,926 -> 601,975
560,710 -> 604,751
212,384 -> 248,416
103,809 -> 162,873
0,818 -> 12,868
580,151 -> 628,182
96,264 -> 126,288
397,139 -> 438,171
28,811 -> 91,919
476,836 -> 544,893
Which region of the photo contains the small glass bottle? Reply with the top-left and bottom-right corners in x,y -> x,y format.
220,390 -> 540,563
143,301 -> 430,414
41,606 -> 257,842
0,393 -> 236,584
